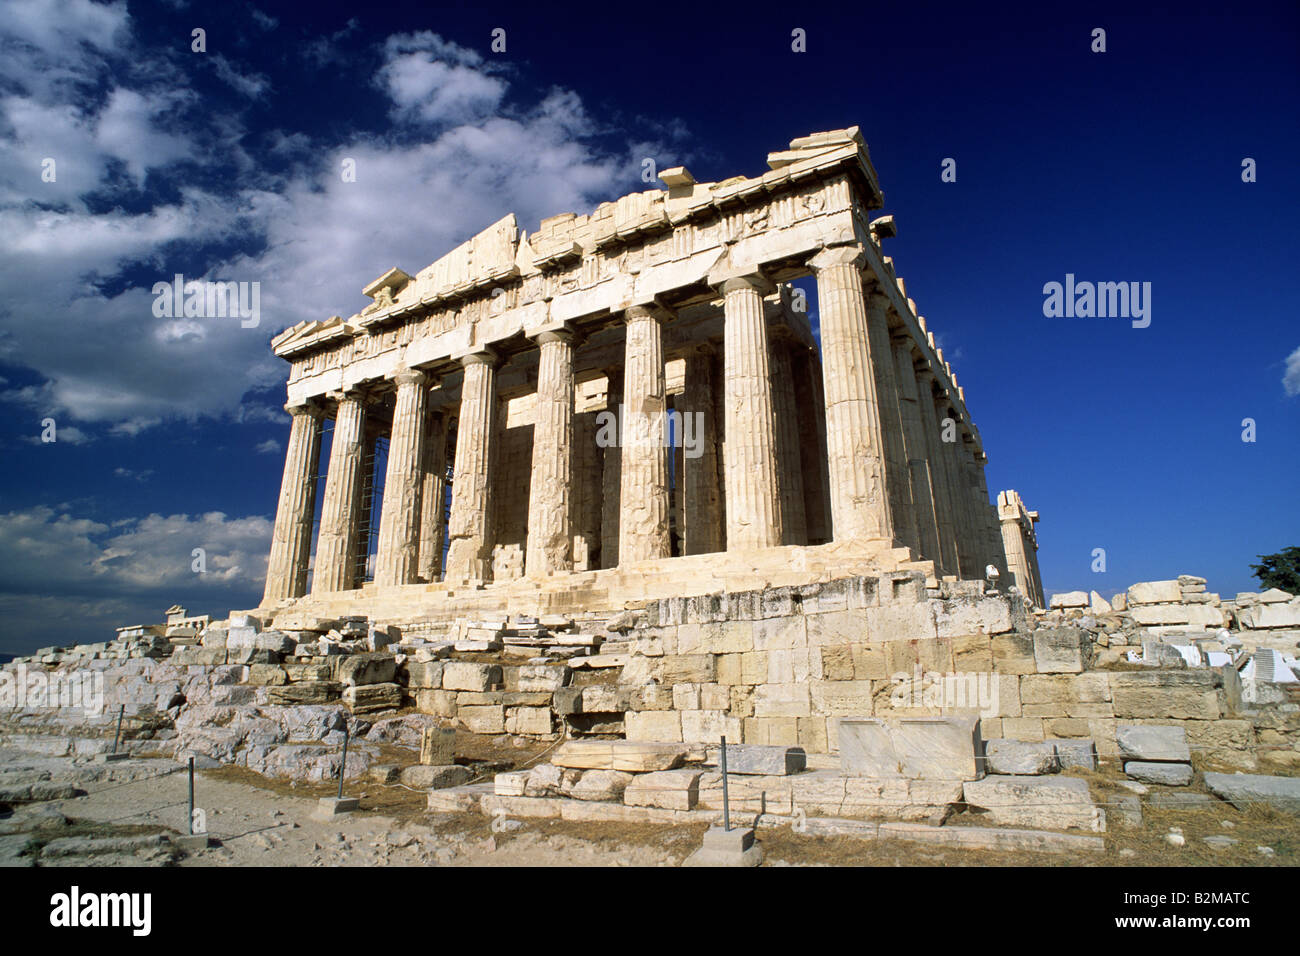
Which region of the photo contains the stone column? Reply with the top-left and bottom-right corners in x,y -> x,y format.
999,514 -> 1033,603
599,369 -> 622,568
720,275 -> 783,550
263,403 -> 323,603
792,347 -> 831,544
417,410 -> 448,583
865,291 -> 918,552
914,366 -> 962,576
770,337 -> 807,546
526,330 -> 576,577
677,346 -> 722,555
937,407 -> 979,579
312,391 -> 367,594
958,436 -> 992,574
444,351 -> 499,582
973,451 -> 1007,576
809,245 -> 893,543
619,306 -> 671,564
889,335 -> 943,569
373,369 -> 428,587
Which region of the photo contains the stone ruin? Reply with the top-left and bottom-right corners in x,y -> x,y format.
4,128 -> 1298,853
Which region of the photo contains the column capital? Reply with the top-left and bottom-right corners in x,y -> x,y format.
285,401 -> 325,419
808,243 -> 865,274
325,387 -> 371,405
458,348 -> 500,369
623,302 -> 672,324
531,327 -> 579,347
714,271 -> 774,297
390,366 -> 429,388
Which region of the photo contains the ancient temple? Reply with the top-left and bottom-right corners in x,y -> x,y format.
258,127 -> 1043,624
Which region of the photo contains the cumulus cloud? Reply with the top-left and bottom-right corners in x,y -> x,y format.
254,438 -> 281,454
0,13 -> 675,434
1284,346 -> 1300,397
0,505 -> 272,651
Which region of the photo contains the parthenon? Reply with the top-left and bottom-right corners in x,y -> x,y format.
259,127 -> 1044,622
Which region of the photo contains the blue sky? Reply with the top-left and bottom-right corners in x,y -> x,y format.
1,0 -> 1296,654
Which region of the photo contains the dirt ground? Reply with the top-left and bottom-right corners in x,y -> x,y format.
3,751 -> 1295,867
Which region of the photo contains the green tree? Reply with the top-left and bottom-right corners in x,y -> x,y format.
1250,547 -> 1300,593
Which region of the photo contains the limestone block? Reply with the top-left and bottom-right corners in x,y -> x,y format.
246,664 -> 287,686
743,716 -> 800,747
623,769 -> 702,810
1051,739 -> 1099,771
1238,603 -> 1300,629
672,683 -> 700,710
1203,771 -> 1300,812
699,771 -> 795,814
565,769 -> 634,802
406,661 -> 444,689
984,740 -> 1058,775
581,684 -> 630,713
699,621 -> 753,654
1048,591 -> 1089,610
753,682 -> 812,718
1183,719 -> 1256,771
1032,627 -> 1091,673
284,662 -> 331,683
506,706 -> 553,735
553,739 -> 687,771
788,770 -> 846,816
839,714 -> 984,780
630,685 -> 674,711
337,653 -> 397,687
1000,717 -> 1045,741
420,726 -> 456,765
267,681 -> 340,705
659,655 -> 716,684
524,764 -> 565,797
865,603 -> 938,642
708,744 -> 806,775
1126,580 -> 1183,605
1115,724 -> 1191,762
991,633 -> 1037,675
840,777 -> 965,824
810,680 -> 875,716
1110,672 -> 1219,720
951,633 -> 993,672
699,683 -> 730,711
415,689 -> 457,718
803,608 -> 868,647
851,644 -> 888,679
740,651 -> 768,684
459,705 -> 506,734
1129,605 -> 1226,627
1020,673 -> 1110,705
517,663 -> 568,692
935,598 -> 1013,637
716,654 -> 743,686
751,615 -> 807,651
962,776 -> 1105,832
442,662 -> 503,692
1124,761 -> 1193,786
819,645 -> 856,681
494,771 -> 528,797
680,710 -> 742,745
797,716 -> 829,753
401,764 -> 471,790
342,683 -> 401,714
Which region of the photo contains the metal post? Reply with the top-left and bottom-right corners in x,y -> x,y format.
111,704 -> 124,754
187,757 -> 195,835
337,725 -> 350,800
720,735 -> 730,832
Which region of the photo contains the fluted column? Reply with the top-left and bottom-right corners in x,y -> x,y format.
312,391 -> 367,594
792,347 -> 831,544
914,366 -> 961,575
973,452 -> 1006,576
417,410 -> 448,583
890,335 -> 943,569
937,406 -> 979,578
770,337 -> 807,546
864,291 -> 918,552
1000,516 -> 1033,602
809,245 -> 892,543
958,437 -> 990,574
263,403 -> 323,602
526,330 -> 575,577
374,369 -> 428,587
619,306 -> 671,564
719,275 -> 783,550
444,351 -> 499,582
678,346 -> 722,555
599,370 -> 623,568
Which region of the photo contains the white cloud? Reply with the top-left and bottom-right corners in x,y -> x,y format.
0,16 -> 672,435
1284,346 -> 1300,397
255,438 -> 281,454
